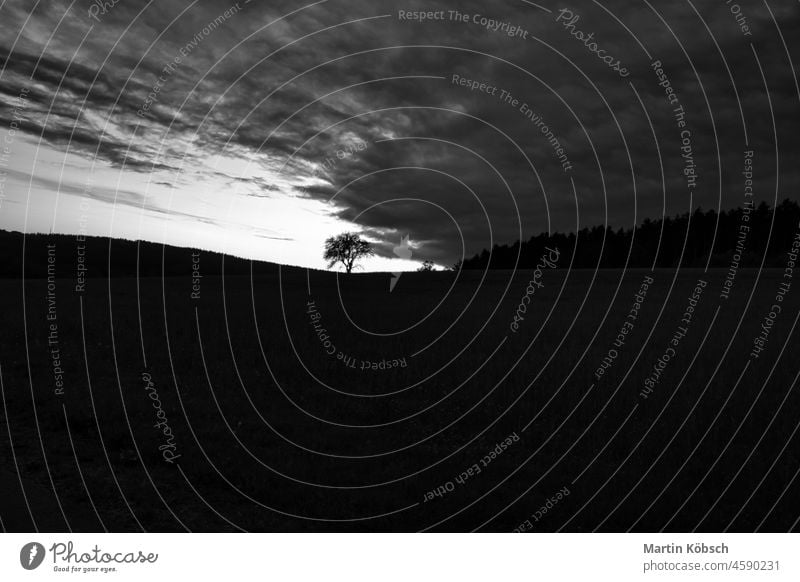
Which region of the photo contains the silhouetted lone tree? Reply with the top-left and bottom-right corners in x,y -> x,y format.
324,232 -> 374,273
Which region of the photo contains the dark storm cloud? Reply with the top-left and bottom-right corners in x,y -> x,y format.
1,0 -> 798,264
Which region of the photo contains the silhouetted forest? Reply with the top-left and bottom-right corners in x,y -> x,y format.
462,199 -> 800,269
2,199 -> 798,278
0,232 -> 262,278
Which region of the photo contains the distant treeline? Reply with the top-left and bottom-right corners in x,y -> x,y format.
461,199 -> 800,270
0,231 -> 267,279
3,199 -> 799,278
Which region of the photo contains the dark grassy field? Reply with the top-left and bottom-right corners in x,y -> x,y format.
1,263 -> 799,532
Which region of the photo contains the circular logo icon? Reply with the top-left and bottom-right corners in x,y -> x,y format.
20,542 -> 45,570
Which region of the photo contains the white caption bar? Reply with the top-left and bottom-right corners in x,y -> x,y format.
1,533 -> 796,581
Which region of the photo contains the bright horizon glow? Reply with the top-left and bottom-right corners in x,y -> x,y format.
0,130 -> 437,272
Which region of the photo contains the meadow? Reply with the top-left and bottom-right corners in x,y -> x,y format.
1,260 -> 799,532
